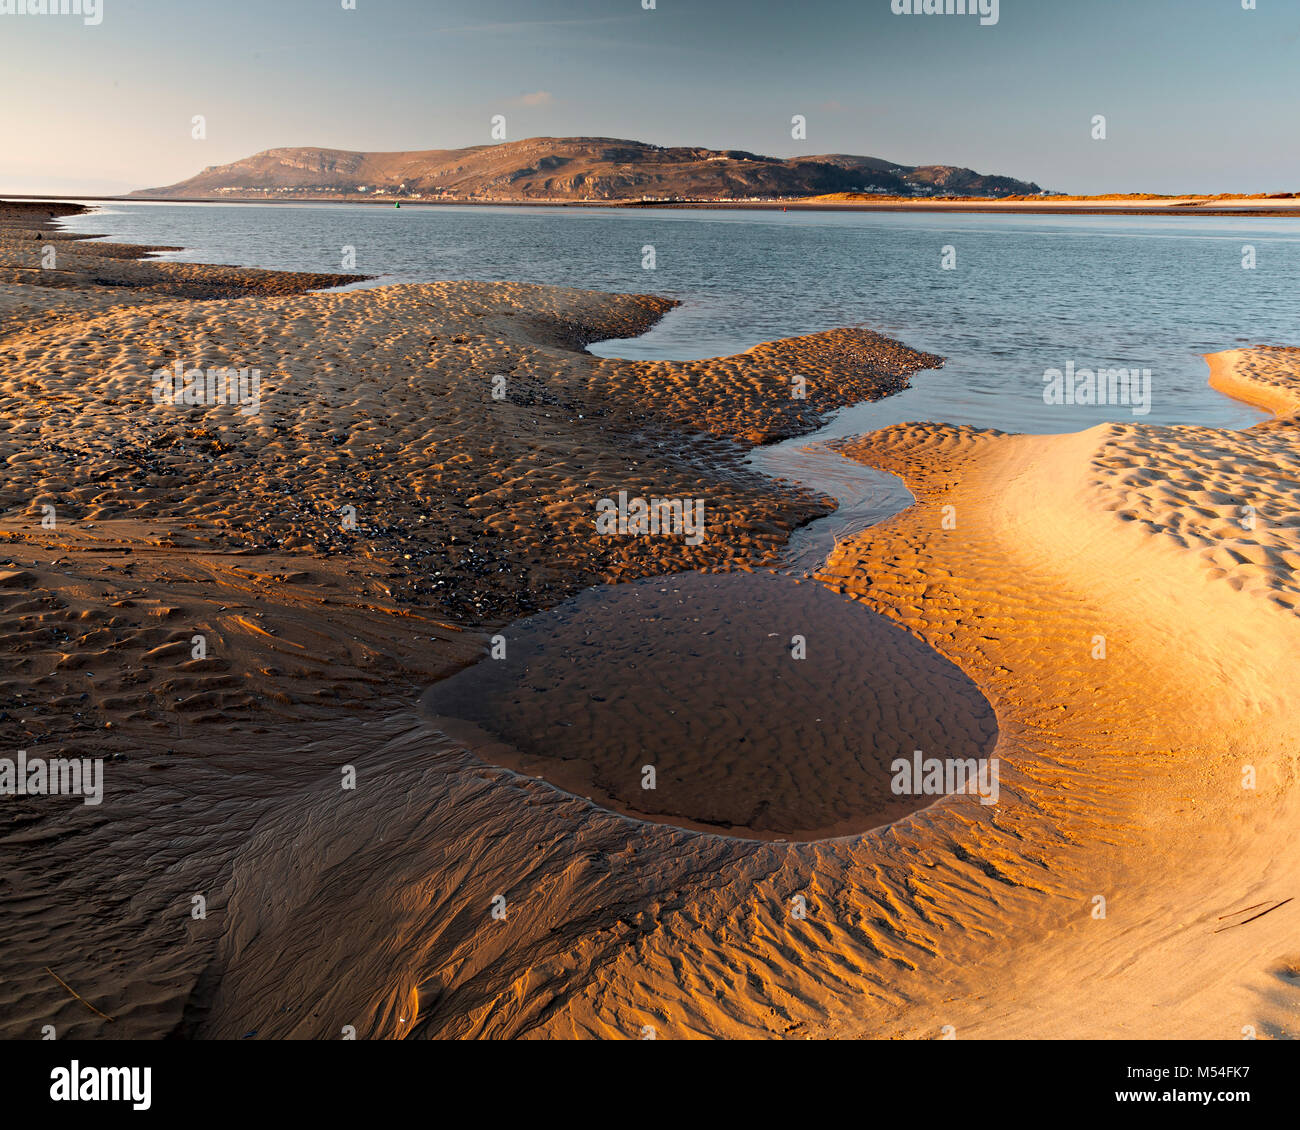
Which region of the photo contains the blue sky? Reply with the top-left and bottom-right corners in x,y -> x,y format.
2,0 -> 1296,195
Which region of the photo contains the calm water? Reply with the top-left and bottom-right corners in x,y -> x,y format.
58,202 -> 1290,837
61,201 -> 1293,436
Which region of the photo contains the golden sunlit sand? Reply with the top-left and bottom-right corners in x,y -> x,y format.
2,201 -> 1297,1040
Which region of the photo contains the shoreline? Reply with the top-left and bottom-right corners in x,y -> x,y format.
811,350 -> 1300,1038
1206,347 -> 1300,419
3,197 -> 1297,1039
13,191 -> 1300,218
0,198 -> 950,1036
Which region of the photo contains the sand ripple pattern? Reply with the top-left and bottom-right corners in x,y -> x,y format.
4,205 -> 1297,1040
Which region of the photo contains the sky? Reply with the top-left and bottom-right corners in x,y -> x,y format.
1,0 -> 1296,196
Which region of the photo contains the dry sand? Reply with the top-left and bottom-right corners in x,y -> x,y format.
794,193 -> 1300,217
2,201 -> 1296,1041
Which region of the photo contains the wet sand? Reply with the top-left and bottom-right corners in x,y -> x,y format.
0,201 -> 946,1037
3,200 -> 1297,1041
422,571 -> 998,841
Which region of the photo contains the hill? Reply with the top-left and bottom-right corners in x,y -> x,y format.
132,137 -> 1042,202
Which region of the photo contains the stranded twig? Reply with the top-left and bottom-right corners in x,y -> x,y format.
1217,901 -> 1269,921
44,966 -> 115,1021
1213,899 -> 1294,934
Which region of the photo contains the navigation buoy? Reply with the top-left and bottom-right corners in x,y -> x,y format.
395,203 -> 401,209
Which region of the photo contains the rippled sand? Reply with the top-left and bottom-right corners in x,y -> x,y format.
422,571 -> 998,840
3,201 -> 1296,1041
1,201 -> 955,1038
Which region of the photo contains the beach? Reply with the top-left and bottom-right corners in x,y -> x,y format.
2,200 -> 1297,1040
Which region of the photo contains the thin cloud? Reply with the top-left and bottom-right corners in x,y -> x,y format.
513,91 -> 555,108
